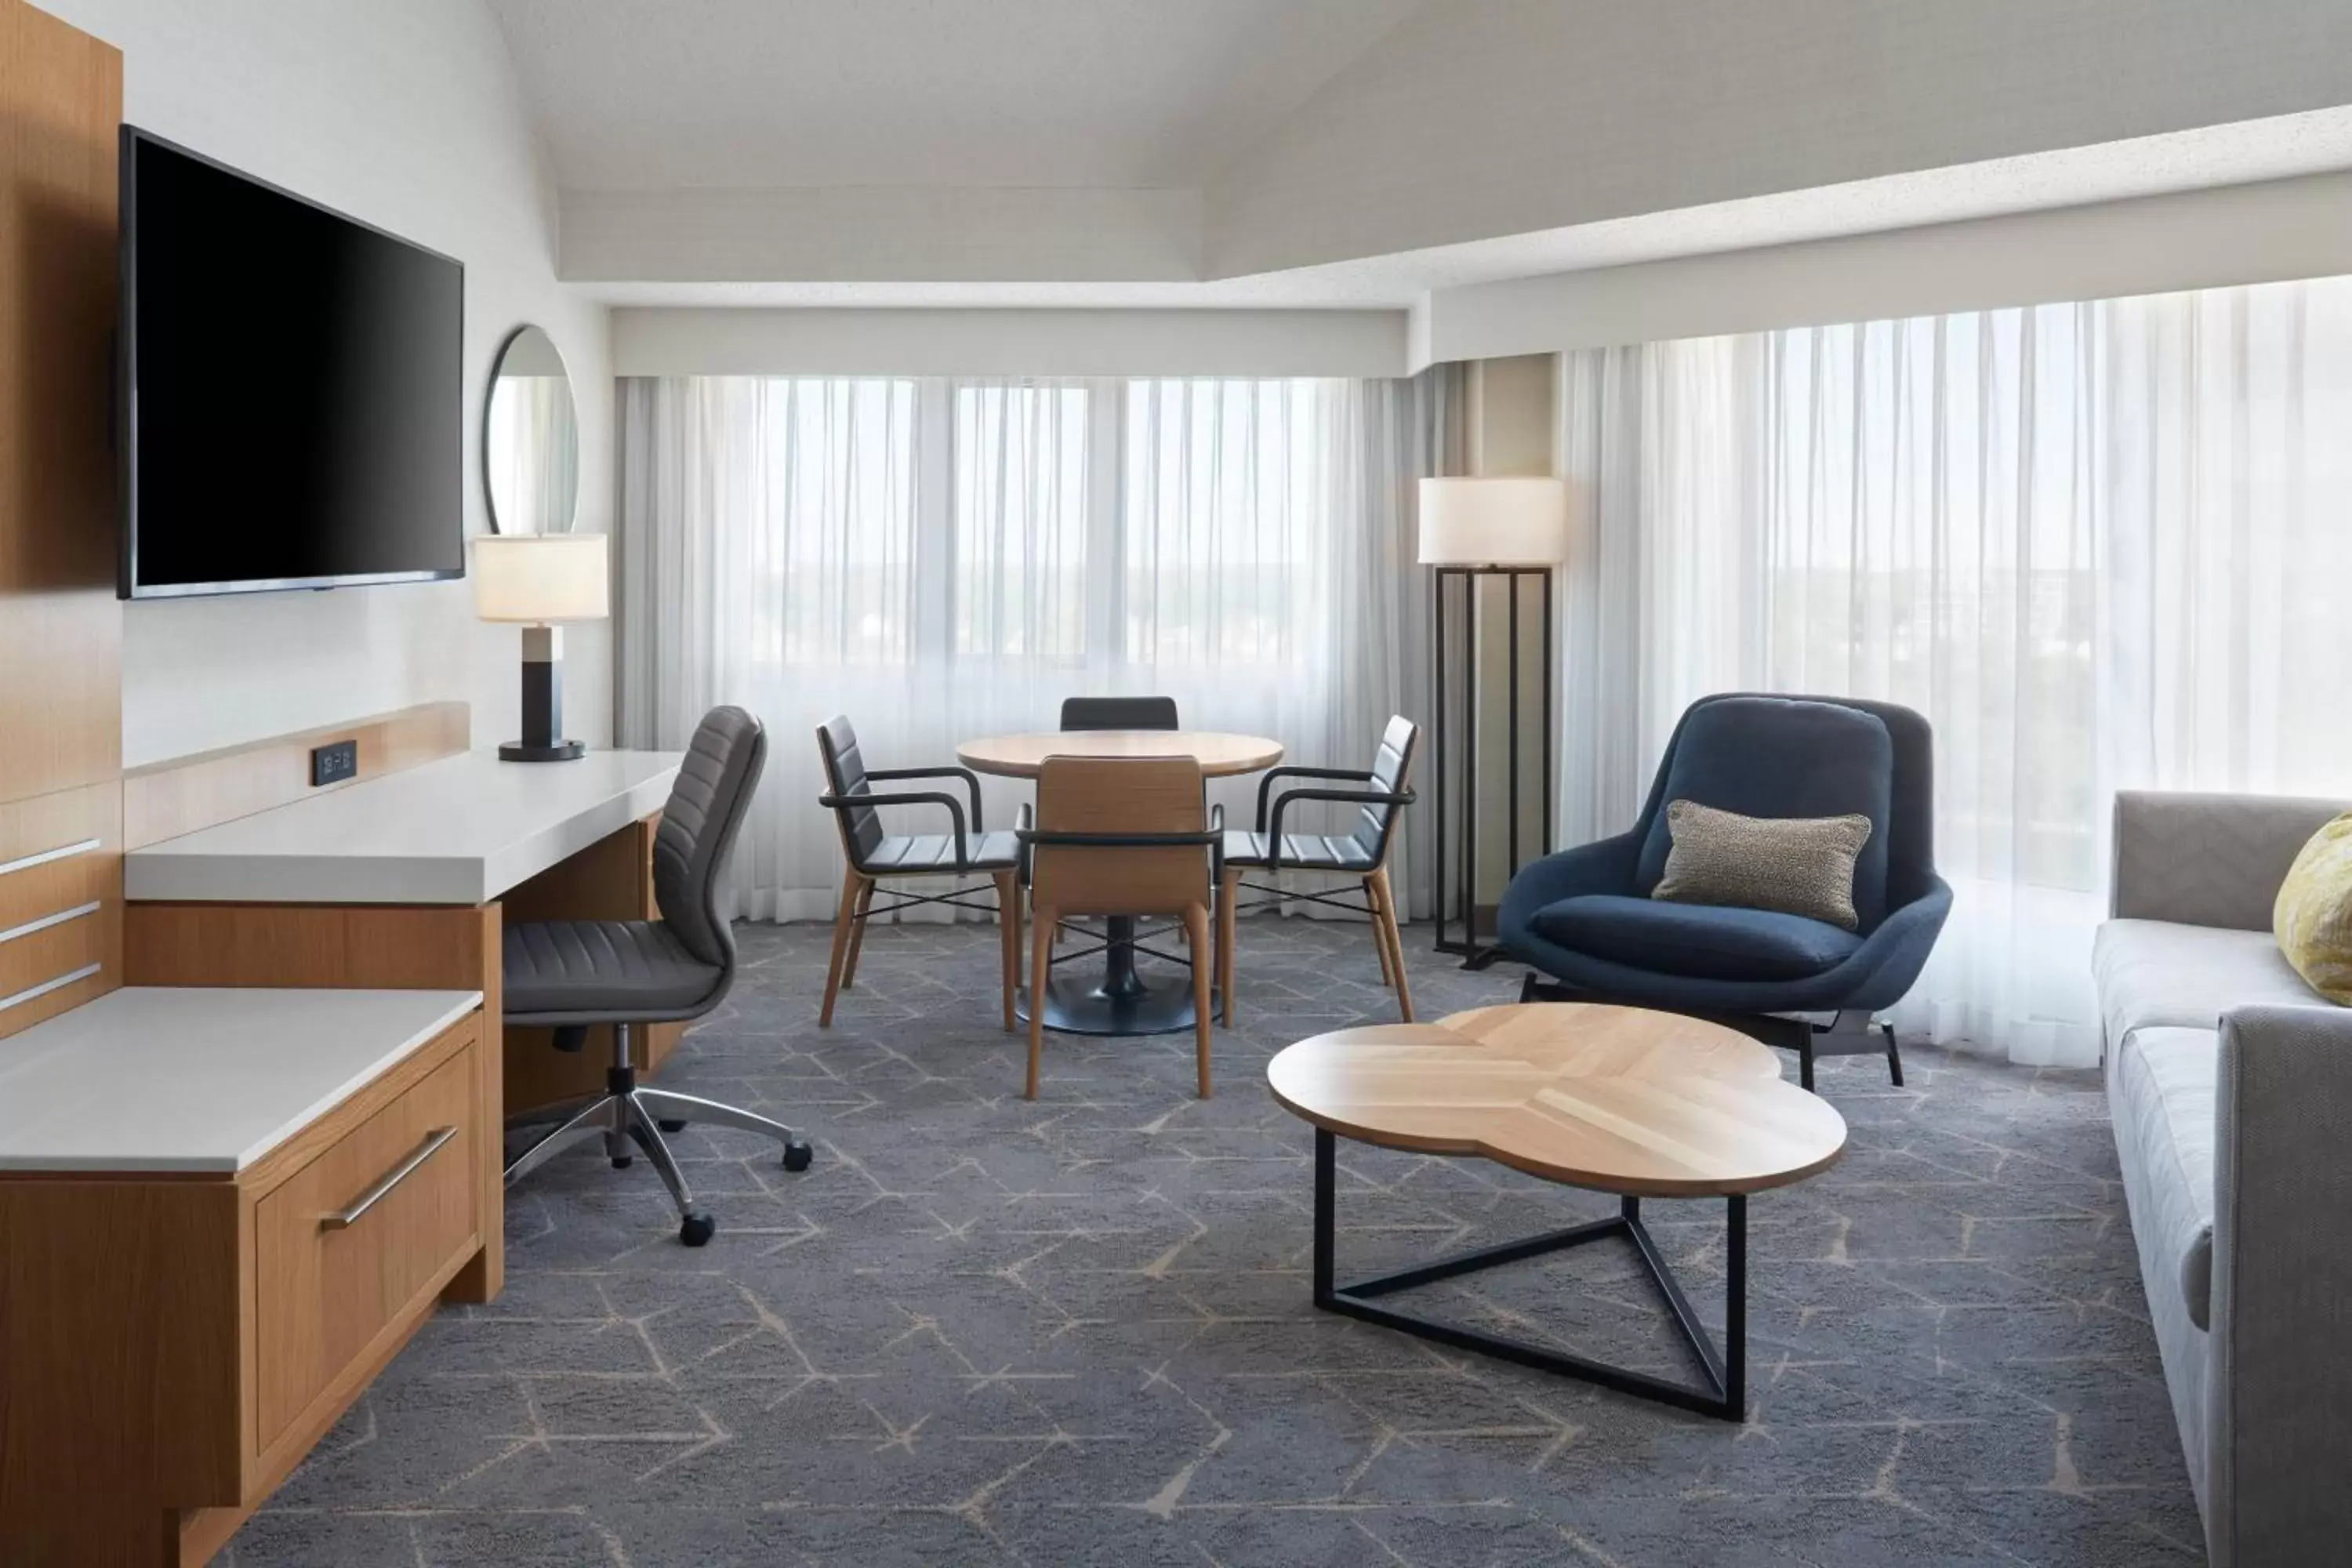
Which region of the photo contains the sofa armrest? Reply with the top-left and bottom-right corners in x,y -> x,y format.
1496,832 -> 1642,938
2205,1002 -> 2352,1566
2111,790 -> 2346,932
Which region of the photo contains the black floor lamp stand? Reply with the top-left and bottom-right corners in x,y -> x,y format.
1430,564 -> 1555,966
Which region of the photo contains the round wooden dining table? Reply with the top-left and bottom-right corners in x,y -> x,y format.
956,729 -> 1283,1037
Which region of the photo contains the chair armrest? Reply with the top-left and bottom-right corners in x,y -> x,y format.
867,764 -> 985,832
1255,765 -> 1376,828
1263,786 -> 1414,867
819,789 -> 968,866
2111,789 -> 2346,931
1496,833 -> 1642,934
2207,1003 -> 2352,1563
1831,874 -> 1954,1011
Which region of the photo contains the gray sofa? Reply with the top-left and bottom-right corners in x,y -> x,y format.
2097,790 -> 2352,1566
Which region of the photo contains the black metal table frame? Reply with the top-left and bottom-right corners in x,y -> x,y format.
1312,1128 -> 1748,1421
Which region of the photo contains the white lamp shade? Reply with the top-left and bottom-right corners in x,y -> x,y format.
1417,477 -> 1570,565
473,532 -> 610,622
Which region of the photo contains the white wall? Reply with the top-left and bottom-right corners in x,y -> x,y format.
1210,0 -> 2352,278
1420,169 -> 2352,361
612,307 -> 1410,380
45,0 -> 611,766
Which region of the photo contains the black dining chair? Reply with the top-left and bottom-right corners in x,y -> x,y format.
1059,695 -> 1180,731
1218,716 -> 1420,1022
815,714 -> 1024,1029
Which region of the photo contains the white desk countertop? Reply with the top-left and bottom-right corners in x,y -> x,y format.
0,987 -> 483,1172
123,747 -> 681,906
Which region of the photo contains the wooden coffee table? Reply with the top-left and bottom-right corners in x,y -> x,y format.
1267,1002 -> 1847,1420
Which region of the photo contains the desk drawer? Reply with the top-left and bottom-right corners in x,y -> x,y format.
252,1033 -> 481,1452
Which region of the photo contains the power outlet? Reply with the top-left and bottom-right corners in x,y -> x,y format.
310,739 -> 358,788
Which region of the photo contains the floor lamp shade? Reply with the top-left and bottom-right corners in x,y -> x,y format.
473,534 -> 609,760
1419,480 -> 1566,960
1418,477 -> 1570,566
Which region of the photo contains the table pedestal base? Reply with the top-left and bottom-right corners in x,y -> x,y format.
1020,913 -> 1210,1037
1312,1129 -> 1748,1421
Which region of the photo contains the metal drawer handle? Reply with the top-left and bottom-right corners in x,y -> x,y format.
320,1125 -> 458,1232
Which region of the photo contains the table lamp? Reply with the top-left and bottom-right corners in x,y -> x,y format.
1417,477 -> 1570,960
474,532 -> 609,761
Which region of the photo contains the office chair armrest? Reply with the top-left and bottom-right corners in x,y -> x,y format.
1254,764 -> 1377,828
818,789 -> 970,866
866,765 -> 986,832
1264,786 -> 1415,868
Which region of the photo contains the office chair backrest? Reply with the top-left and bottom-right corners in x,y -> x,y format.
1031,755 -> 1206,917
814,715 -> 885,866
1060,695 -> 1179,731
1349,715 -> 1421,863
654,706 -> 768,969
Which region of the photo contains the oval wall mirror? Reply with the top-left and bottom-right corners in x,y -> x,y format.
483,324 -> 579,534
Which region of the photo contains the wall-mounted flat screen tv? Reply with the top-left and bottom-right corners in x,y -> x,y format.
120,127 -> 465,598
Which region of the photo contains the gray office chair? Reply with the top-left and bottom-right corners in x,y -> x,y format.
1060,695 -> 1179,731
503,706 -> 811,1247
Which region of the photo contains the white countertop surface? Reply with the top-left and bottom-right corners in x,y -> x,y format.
124,748 -> 681,906
0,987 -> 482,1172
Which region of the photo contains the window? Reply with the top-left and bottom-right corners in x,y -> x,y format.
750,377 -> 917,666
953,383 -> 1088,662
1122,379 -> 1336,669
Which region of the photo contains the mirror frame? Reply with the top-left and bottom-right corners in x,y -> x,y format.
481,322 -> 579,535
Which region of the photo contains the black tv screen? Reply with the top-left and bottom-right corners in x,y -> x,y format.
121,129 -> 464,598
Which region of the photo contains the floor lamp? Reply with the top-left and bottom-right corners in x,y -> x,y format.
1420,477 -> 1570,963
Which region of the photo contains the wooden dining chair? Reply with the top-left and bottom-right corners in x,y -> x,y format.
1016,755 -> 1223,1100
1218,715 -> 1419,1023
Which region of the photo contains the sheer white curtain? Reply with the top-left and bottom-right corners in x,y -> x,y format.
1559,276 -> 2352,1065
618,372 -> 1459,923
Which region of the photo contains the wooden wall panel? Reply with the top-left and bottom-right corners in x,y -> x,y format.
0,0 -> 122,805
124,699 -> 471,849
0,778 -> 121,1037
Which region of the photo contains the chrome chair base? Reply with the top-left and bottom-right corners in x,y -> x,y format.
503,1023 -> 813,1247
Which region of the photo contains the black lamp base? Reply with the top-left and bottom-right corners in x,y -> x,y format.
499,739 -> 586,763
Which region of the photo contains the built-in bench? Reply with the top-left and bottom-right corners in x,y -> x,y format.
0,985 -> 487,1564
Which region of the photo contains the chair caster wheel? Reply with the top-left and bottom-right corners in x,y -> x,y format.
680,1212 -> 717,1247
657,1118 -> 688,1133
782,1140 -> 814,1172
611,1156 -> 633,1169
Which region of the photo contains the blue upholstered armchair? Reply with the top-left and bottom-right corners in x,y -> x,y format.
1497,693 -> 1951,1090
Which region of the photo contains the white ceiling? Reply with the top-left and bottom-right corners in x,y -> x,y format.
491,0 -> 2352,310
579,106 -> 2352,310
486,0 -> 1424,191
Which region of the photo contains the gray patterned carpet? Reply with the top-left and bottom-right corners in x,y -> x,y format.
227,918 -> 2201,1566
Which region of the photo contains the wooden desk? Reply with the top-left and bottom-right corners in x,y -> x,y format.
122,747 -> 684,1307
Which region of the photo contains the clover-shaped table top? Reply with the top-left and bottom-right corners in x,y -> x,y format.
1267,1003 -> 1848,1197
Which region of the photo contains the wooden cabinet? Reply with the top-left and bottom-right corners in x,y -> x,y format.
0,1008 -> 487,1566
252,1041 -> 481,1453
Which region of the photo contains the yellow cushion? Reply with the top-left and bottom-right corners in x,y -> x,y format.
2274,813 -> 2352,1004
